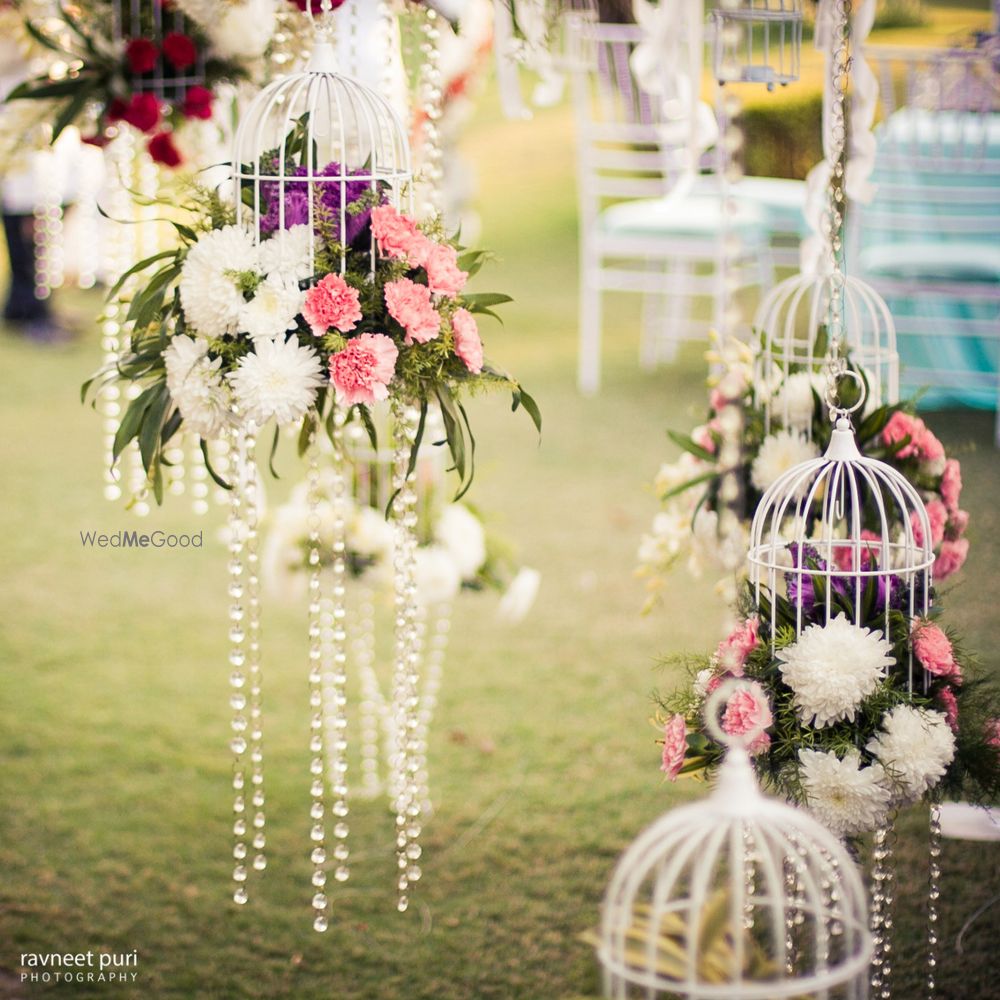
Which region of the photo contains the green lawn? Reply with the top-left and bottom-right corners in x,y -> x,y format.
2,17 -> 1000,1000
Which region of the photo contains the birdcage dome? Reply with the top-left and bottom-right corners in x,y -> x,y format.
754,271 -> 899,439
232,28 -> 412,265
748,408 -> 934,652
710,0 -> 803,89
599,688 -> 872,999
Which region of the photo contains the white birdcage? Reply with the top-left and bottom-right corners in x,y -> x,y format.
110,0 -> 208,101
598,683 -> 872,999
754,272 -> 900,439
747,379 -> 934,677
232,1 -> 413,270
710,0 -> 803,90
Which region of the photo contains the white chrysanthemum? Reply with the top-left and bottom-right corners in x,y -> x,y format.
257,224 -> 315,284
866,705 -> 956,804
637,509 -> 690,568
350,506 -> 395,562
239,275 -> 306,342
773,372 -> 823,431
436,504 -> 487,580
228,337 -> 325,428
179,225 -> 259,337
413,545 -> 462,607
208,0 -> 277,60
163,335 -> 232,439
799,749 -> 892,836
777,614 -> 894,728
750,429 -> 821,497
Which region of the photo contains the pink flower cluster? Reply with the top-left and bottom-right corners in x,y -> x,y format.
303,273 -> 362,336
385,278 -> 441,345
912,619 -> 962,683
721,681 -> 772,756
371,204 -> 469,298
714,617 -> 759,676
452,308 -> 483,374
660,713 -> 688,780
328,332 -> 398,406
881,411 -> 945,465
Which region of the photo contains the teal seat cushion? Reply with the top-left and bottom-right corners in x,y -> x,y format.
860,241 -> 1000,282
599,193 -> 767,240
697,176 -> 808,235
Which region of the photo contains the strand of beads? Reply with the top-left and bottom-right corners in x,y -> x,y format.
390,402 -> 422,912
870,816 -> 895,998
416,4 -> 444,219
33,149 -> 64,301
322,407 -> 351,893
228,424 -> 252,907
355,585 -> 384,800
415,601 -> 451,818
243,429 -> 267,879
306,432 -> 332,932
927,803 -> 942,999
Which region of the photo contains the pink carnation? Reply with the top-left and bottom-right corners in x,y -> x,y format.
949,509 -> 969,538
328,332 -> 398,406
384,277 -> 441,345
986,719 -> 1000,750
912,619 -> 961,682
692,424 -> 717,455
714,617 -> 759,676
709,388 -> 728,413
911,499 -> 948,549
941,459 -> 962,511
832,530 -> 882,572
423,242 -> 468,298
937,687 -> 959,733
302,273 -> 362,335
935,537 -> 969,581
881,411 -> 924,459
451,308 -> 483,374
371,204 -> 430,265
721,681 -> 773,756
917,426 -> 945,465
659,713 -> 688,781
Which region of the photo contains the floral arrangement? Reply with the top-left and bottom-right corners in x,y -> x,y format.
263,464 -> 523,608
83,127 -> 539,504
8,0 -> 276,166
655,574 -> 1000,838
637,333 -> 970,610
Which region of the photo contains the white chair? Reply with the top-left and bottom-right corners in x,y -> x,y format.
851,45 -> 1000,444
570,21 -> 775,393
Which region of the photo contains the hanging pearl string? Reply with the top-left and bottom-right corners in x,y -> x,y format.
415,601 -> 451,818
188,435 -> 210,516
927,803 -> 942,999
33,149 -> 63,301
391,401 -> 422,912
306,432 -> 332,933
870,816 -> 895,998
416,4 -> 444,220
355,585 -> 385,800
228,424 -> 252,907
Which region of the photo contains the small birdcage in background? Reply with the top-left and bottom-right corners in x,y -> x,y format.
110,0 -> 208,102
753,272 -> 900,439
710,0 -> 803,90
598,683 -> 872,999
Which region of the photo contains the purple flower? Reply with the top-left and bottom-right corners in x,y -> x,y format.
785,544 -> 825,613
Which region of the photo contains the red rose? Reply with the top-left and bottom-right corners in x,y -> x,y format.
148,130 -> 183,168
106,97 -> 129,122
122,92 -> 161,133
125,38 -> 159,74
162,32 -> 198,70
182,85 -> 214,120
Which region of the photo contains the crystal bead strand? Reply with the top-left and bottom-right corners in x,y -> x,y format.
165,443 -> 186,498
355,584 -> 385,799
227,424 -> 251,907
870,817 -> 894,997
189,435 -> 211,516
33,149 -> 64,301
927,803 -> 942,998
391,402 -> 422,912
415,600 -> 451,817
305,433 -> 331,933
322,407 -> 351,891
243,430 -> 267,878
416,4 -> 444,219
741,826 -> 756,931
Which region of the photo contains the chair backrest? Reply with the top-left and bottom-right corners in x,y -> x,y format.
852,45 -> 1000,247
569,21 -> 706,221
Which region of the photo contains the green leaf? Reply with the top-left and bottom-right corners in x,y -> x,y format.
511,385 -> 542,436
138,384 -> 170,473
52,77 -> 100,141
462,292 -> 513,311
668,429 -> 716,464
436,384 -> 466,485
268,425 -> 281,479
200,438 -> 232,491
661,471 -> 717,502
454,401 -> 477,501
112,384 -> 160,462
357,404 -> 378,451
297,413 -> 316,457
106,250 -> 179,301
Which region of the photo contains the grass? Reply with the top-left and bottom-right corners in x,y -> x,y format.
2,7 -> 999,999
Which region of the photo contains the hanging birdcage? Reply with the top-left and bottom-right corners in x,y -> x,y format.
598,683 -> 872,999
747,377 -> 934,665
711,0 -> 803,90
753,272 -> 900,440
110,0 -> 208,102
